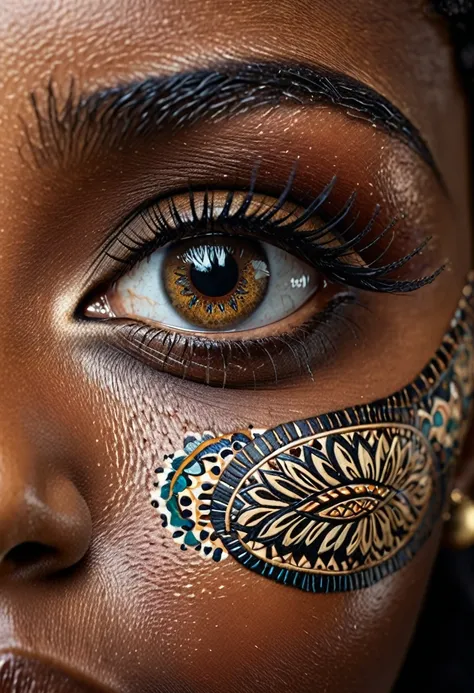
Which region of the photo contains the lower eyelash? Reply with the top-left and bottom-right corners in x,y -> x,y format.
108,293 -> 360,389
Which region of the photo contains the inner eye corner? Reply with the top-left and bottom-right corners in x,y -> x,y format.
77,283 -> 115,321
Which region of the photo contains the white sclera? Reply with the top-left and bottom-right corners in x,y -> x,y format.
110,240 -> 319,333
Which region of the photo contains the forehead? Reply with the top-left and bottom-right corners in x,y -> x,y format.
0,0 -> 453,111
0,0 -> 464,204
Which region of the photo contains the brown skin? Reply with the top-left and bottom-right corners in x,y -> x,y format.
0,1 -> 472,692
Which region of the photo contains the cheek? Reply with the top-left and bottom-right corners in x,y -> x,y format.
95,421 -> 439,693
118,510 -> 439,693
159,535 -> 439,693
70,356 -> 439,693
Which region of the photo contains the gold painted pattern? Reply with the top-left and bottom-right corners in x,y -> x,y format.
152,273 -> 474,592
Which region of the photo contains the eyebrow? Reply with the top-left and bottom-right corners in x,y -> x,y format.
23,61 -> 437,175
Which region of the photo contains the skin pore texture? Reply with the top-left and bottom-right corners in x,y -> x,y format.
0,1 -> 472,693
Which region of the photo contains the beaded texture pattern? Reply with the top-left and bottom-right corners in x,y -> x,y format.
152,275 -> 474,592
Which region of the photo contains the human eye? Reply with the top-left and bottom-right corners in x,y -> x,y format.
96,207 -> 321,334
82,170 -> 441,388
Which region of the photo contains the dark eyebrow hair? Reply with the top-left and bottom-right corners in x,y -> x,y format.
23,61 -> 438,176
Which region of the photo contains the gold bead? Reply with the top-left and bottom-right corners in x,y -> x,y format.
445,489 -> 474,550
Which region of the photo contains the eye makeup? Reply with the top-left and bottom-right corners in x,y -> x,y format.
87,174 -> 440,294
83,170 -> 443,388
151,274 -> 474,592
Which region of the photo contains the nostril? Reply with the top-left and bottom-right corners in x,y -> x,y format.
0,477 -> 92,579
4,542 -> 57,566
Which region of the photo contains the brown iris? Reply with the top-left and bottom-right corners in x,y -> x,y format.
162,237 -> 269,329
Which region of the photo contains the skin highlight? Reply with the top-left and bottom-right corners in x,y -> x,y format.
0,2 -> 472,693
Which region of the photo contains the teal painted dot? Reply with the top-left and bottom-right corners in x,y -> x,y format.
184,531 -> 200,547
447,418 -> 459,433
173,474 -> 188,493
434,412 -> 444,427
167,497 -> 188,529
172,455 -> 186,471
422,420 -> 431,436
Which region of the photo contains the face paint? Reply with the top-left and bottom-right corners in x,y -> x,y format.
152,274 -> 474,592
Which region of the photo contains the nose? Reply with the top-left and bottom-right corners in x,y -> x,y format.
0,436 -> 92,581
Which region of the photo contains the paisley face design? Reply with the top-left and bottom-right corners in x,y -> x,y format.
151,275 -> 474,592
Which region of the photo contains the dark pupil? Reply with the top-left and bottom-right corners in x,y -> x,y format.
190,248 -> 239,298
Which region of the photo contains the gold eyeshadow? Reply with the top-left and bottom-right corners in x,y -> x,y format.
151,274 -> 474,592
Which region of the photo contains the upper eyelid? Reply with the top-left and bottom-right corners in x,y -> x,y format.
81,182 -> 443,304
83,184 -> 317,284
84,182 -> 355,283
22,61 -> 440,182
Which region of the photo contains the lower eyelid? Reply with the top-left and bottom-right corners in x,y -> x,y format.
101,291 -> 358,388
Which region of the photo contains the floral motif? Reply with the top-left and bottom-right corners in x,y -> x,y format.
228,427 -> 433,574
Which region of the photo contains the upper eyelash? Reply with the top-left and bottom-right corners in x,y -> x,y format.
93,168 -> 444,294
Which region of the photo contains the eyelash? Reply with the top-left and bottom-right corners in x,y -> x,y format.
95,168 -> 443,294
83,169 -> 444,388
